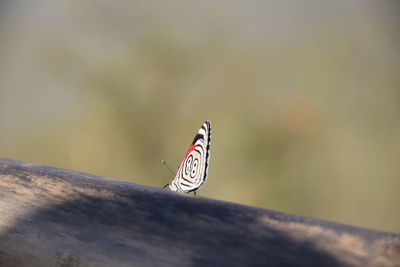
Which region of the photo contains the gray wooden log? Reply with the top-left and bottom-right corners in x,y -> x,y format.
0,158 -> 399,267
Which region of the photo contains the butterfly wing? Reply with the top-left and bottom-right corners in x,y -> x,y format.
169,121 -> 211,193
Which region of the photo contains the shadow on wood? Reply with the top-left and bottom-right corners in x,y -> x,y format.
0,158 -> 399,267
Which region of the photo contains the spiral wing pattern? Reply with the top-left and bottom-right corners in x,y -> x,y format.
169,121 -> 211,193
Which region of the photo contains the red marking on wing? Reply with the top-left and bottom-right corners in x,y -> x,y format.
176,144 -> 197,177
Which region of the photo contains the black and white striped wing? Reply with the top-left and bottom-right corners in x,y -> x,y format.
169,121 -> 211,193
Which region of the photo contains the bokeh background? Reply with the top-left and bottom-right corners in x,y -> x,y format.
1,1 -> 399,233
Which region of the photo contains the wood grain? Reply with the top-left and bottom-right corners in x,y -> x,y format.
0,158 -> 399,267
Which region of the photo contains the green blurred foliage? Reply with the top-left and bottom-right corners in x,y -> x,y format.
0,1 -> 399,232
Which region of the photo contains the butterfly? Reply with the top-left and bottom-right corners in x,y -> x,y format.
164,121 -> 211,194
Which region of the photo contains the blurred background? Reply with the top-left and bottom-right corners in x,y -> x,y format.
0,1 -> 399,233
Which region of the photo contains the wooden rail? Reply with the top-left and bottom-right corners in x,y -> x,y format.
0,158 -> 399,267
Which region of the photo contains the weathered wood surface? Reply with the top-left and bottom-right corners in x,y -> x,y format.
0,158 -> 399,267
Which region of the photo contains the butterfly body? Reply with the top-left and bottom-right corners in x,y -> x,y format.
168,121 -> 211,193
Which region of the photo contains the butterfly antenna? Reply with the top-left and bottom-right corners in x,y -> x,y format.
161,160 -> 176,176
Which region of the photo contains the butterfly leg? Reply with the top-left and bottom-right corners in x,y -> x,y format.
162,184 -> 169,189
193,191 -> 197,196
